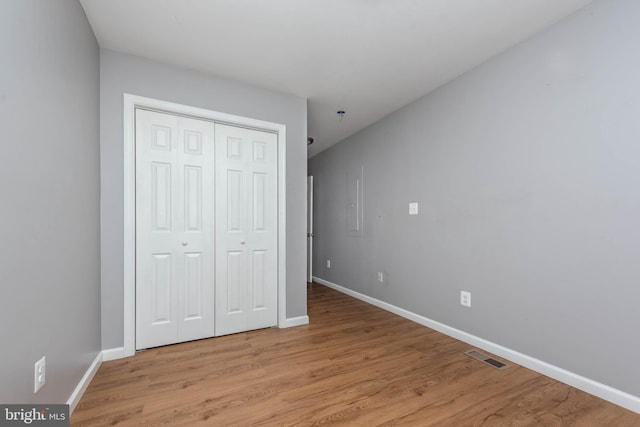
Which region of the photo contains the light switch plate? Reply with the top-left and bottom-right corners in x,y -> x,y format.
409,202 -> 419,215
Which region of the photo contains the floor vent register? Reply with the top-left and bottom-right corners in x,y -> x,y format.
465,349 -> 510,370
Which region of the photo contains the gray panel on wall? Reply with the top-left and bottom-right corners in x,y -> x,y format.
100,50 -> 307,349
347,165 -> 364,237
0,0 -> 101,403
309,0 -> 640,397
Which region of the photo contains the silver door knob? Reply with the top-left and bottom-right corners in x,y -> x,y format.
181,242 -> 188,246
240,240 -> 246,245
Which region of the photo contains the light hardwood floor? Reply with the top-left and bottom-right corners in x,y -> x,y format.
72,284 -> 640,426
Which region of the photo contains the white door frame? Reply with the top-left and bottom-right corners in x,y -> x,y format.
123,94 -> 287,358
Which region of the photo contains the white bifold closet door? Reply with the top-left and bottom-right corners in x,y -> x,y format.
135,109 -> 278,350
135,109 -> 215,350
214,123 -> 278,336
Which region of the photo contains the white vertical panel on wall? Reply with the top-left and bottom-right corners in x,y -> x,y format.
347,165 -> 364,237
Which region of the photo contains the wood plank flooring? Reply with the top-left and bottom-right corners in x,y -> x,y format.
72,284 -> 640,426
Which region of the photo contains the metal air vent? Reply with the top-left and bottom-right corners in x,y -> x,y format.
465,349 -> 509,370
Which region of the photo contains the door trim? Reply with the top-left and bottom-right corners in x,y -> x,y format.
123,93 -> 287,357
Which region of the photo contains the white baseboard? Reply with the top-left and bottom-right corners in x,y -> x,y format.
313,276 -> 640,414
281,315 -> 309,328
102,346 -> 126,362
67,351 -> 102,414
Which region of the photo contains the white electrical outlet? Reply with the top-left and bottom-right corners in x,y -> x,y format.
326,259 -> 331,269
409,202 -> 419,215
377,272 -> 384,283
460,291 -> 471,308
34,356 -> 46,393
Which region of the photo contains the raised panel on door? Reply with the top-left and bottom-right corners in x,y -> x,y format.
227,169 -> 243,232
226,251 -> 244,314
253,172 -> 266,231
151,162 -> 172,231
136,109 -> 215,349
183,252 -> 203,320
150,253 -> 172,324
252,250 -> 266,309
215,123 -> 278,336
183,166 -> 202,232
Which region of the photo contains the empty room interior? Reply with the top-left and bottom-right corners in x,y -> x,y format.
2,0 -> 640,425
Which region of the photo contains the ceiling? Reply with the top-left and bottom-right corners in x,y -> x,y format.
80,0 -> 593,157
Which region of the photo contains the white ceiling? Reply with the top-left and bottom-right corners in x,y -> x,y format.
80,0 -> 593,157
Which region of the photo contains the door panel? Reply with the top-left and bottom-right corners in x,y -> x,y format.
176,115 -> 215,343
307,176 -> 313,282
136,110 -> 179,349
136,109 -> 215,349
215,124 -> 278,336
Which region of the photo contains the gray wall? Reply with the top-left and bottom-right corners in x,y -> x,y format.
100,50 -> 308,349
310,0 -> 640,397
0,0 -> 101,403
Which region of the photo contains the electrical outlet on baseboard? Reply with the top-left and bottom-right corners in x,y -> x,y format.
326,259 -> 331,269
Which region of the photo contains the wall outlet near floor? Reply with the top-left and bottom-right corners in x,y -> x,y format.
460,291 -> 471,308
326,259 -> 331,269
377,272 -> 384,283
34,356 -> 46,393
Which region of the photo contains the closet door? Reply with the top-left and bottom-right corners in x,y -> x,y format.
135,109 -> 215,349
215,124 -> 278,336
